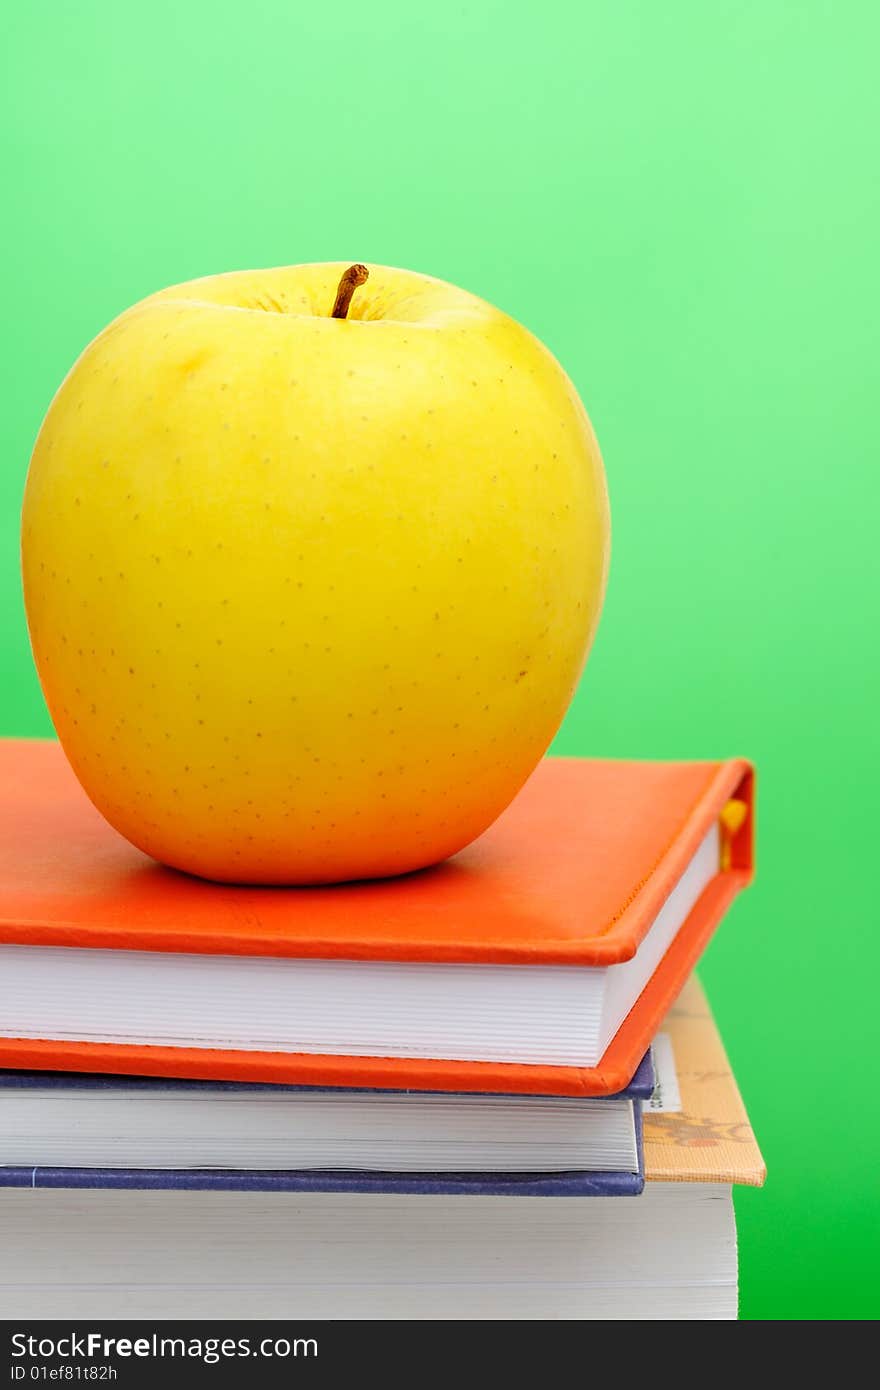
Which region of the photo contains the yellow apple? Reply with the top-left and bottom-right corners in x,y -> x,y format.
22,262 -> 610,883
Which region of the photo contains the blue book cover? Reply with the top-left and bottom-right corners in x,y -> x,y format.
0,1162 -> 644,1196
0,1054 -> 651,1196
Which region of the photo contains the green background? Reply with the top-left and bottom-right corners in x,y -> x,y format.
2,1 -> 878,1320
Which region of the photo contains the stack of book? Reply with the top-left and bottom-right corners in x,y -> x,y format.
0,740 -> 764,1320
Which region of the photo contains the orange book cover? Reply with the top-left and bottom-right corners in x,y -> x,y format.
0,739 -> 753,1095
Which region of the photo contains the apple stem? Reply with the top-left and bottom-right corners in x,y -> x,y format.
330,264 -> 370,319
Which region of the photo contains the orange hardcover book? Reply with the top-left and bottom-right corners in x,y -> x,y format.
0,739 -> 753,1096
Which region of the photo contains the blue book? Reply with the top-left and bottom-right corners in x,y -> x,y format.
0,1052 -> 652,1196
